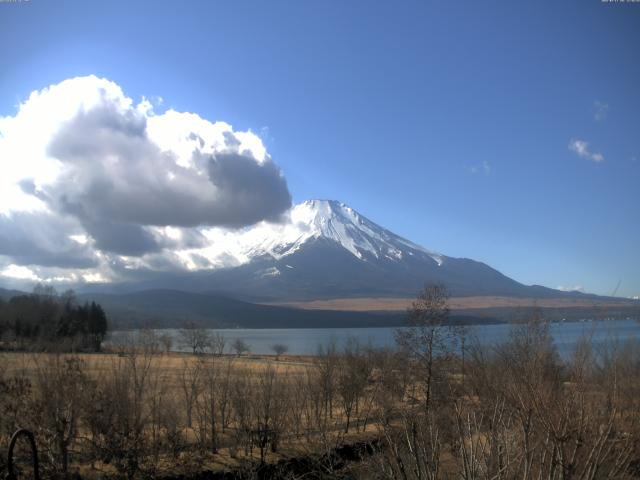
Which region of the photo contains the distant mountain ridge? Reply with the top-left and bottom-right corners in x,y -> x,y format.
76,289 -> 411,329
0,287 -> 23,300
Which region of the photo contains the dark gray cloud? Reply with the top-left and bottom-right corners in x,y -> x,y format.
41,99 -> 291,256
81,219 -> 160,257
0,212 -> 97,268
207,152 -> 292,227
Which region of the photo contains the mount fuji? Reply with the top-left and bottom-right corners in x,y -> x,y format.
115,199 -> 587,302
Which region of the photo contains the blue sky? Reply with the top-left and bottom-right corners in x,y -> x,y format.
1,0 -> 639,297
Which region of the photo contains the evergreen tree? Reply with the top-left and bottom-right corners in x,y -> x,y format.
0,288 -> 109,351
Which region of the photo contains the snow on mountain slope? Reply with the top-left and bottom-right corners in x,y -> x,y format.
289,200 -> 443,264
185,200 -> 443,269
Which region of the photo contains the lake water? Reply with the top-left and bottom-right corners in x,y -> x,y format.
112,318 -> 640,358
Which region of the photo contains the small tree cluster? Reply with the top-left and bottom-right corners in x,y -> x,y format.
0,285 -> 108,351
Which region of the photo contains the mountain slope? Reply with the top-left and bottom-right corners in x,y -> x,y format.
195,199 -> 596,300
109,200 -> 596,301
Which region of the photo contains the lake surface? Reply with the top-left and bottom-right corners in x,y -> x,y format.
111,318 -> 640,358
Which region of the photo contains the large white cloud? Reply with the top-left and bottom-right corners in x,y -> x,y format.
0,76 -> 291,283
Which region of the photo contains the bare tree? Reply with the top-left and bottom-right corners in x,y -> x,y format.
195,354 -> 227,453
139,328 -> 162,354
271,343 -> 288,360
251,366 -> 289,463
231,338 -> 250,356
229,373 -> 253,456
209,331 -> 226,356
315,339 -> 339,423
178,320 -> 212,354
218,356 -> 234,432
31,355 -> 87,475
375,409 -> 443,480
337,338 -> 371,433
158,332 -> 173,354
179,357 -> 202,429
395,283 -> 461,413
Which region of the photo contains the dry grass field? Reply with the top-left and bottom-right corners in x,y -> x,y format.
267,295 -> 635,311
0,348 -> 384,479
2,314 -> 640,479
0,351 -> 317,391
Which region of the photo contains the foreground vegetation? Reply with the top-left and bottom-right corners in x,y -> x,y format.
1,286 -> 639,479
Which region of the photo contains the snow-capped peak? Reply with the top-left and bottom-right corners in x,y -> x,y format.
180,199 -> 443,270
285,199 -> 443,264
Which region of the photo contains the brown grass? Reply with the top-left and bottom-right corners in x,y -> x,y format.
0,351 -> 314,381
266,295 -> 634,311
0,350 -> 377,477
